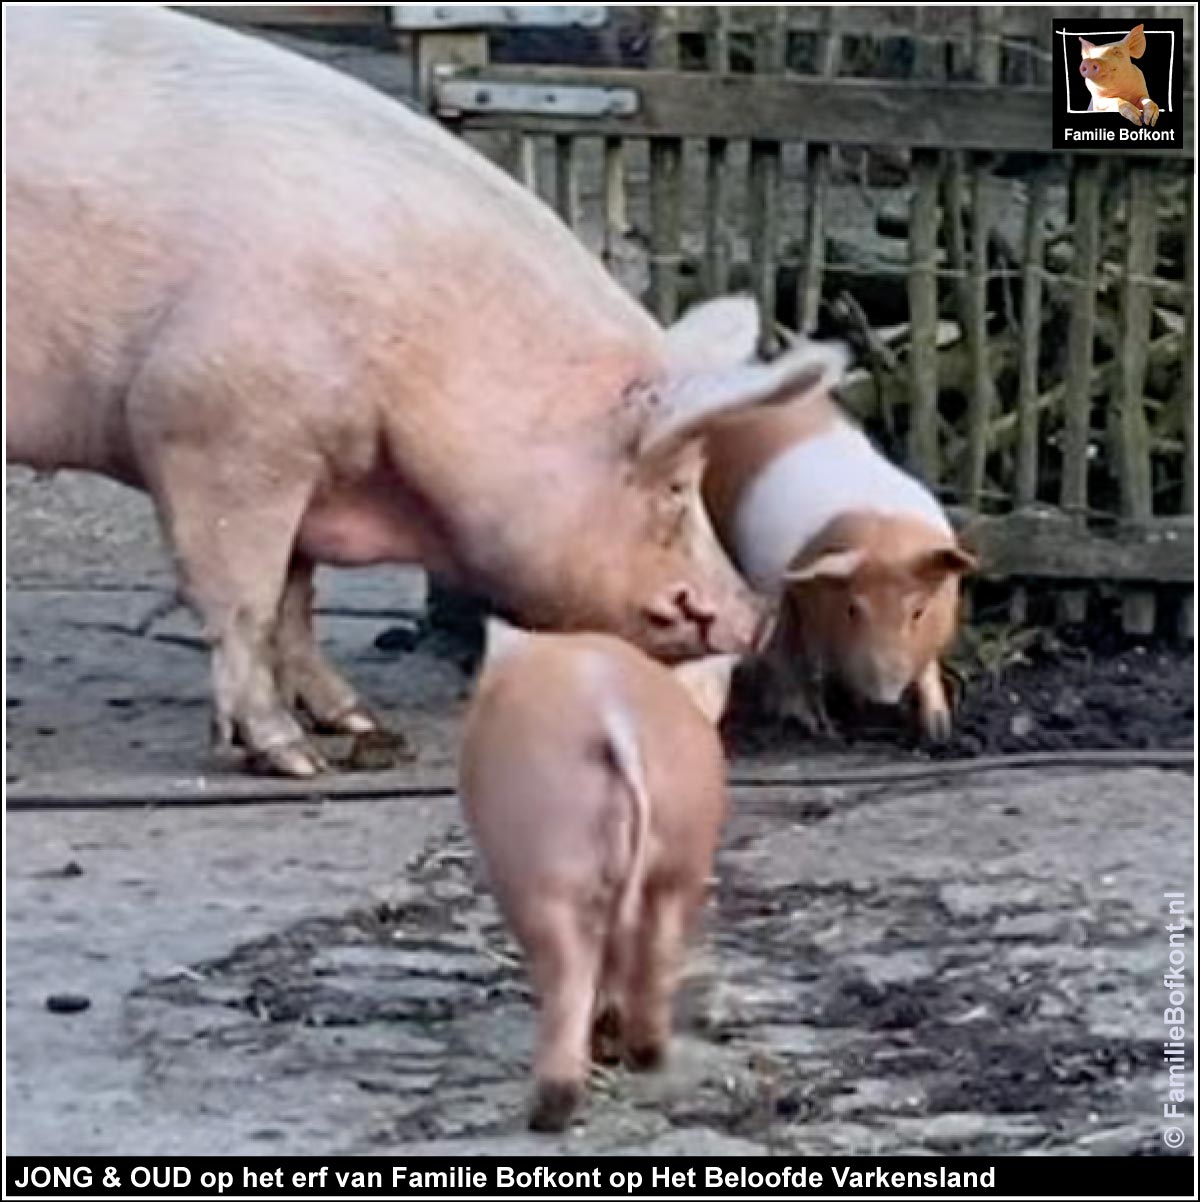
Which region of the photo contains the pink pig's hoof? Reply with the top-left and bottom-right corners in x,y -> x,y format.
246,740 -> 329,779
528,1080 -> 584,1132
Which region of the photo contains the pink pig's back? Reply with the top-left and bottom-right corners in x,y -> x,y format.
6,6 -> 661,473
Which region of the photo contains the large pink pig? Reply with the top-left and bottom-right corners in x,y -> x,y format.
459,619 -> 735,1131
6,7 -> 827,776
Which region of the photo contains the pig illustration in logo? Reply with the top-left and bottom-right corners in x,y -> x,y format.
1079,24 -> 1160,127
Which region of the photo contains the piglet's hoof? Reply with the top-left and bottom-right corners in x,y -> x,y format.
342,728 -> 415,773
246,740 -> 329,779
528,1080 -> 584,1133
624,1041 -> 667,1073
590,1006 -> 623,1066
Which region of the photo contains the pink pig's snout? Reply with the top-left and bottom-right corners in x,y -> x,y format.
1080,59 -> 1102,79
643,582 -> 768,658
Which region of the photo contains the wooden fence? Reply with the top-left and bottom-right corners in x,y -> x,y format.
195,6 -> 1195,640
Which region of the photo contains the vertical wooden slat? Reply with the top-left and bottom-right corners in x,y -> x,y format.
553,134 -> 580,231
1059,157 -> 1102,625
962,168 -> 996,507
1117,165 -> 1158,635
749,9 -> 786,349
1015,173 -> 1048,507
798,8 -> 840,334
518,134 -> 539,194
962,9 -> 1000,509
907,150 -> 941,481
649,7 -> 683,321
703,7 -> 732,295
601,136 -> 627,272
1008,170 -> 1049,625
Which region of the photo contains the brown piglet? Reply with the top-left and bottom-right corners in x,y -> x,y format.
704,369 -> 976,741
458,619 -> 736,1132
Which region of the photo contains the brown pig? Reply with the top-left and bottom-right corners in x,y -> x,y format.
1079,24 -> 1159,127
6,7 -> 828,777
704,370 -> 976,740
458,619 -> 735,1131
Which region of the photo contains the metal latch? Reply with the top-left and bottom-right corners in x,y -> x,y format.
391,6 -> 607,30
437,78 -> 639,119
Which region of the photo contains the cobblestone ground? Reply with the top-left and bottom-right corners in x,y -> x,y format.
5,473 -> 1194,1156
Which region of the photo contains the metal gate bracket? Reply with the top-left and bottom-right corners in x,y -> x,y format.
436,77 -> 639,119
392,6 -> 607,30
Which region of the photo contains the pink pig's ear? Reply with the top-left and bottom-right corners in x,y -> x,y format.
1123,24 -> 1146,58
1079,37 -> 1096,55
911,546 -> 978,585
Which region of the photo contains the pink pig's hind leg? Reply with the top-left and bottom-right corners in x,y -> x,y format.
527,900 -> 603,1132
274,556 -> 382,735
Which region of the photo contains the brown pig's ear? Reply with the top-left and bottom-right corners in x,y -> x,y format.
912,545 -> 978,584
1124,24 -> 1147,58
784,547 -> 866,585
1079,37 -> 1096,54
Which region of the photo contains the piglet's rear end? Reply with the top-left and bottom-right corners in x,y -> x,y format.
459,621 -> 733,1132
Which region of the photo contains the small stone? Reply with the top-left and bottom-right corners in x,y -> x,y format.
46,993 -> 91,1014
1009,711 -> 1035,738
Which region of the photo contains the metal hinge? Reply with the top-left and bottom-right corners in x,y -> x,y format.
437,76 -> 639,118
391,6 -> 607,31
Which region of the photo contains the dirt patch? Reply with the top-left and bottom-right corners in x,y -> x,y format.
726,627 -> 1194,759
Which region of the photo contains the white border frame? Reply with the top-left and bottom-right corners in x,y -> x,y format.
1058,28 -> 1175,114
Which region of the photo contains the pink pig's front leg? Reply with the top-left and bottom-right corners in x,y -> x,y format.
1139,97 -> 1160,126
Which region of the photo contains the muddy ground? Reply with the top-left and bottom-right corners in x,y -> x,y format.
5,470 -> 1195,1157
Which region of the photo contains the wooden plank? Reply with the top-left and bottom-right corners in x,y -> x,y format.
749,11 -> 786,348
648,8 -> 683,322
673,7 -> 1049,40
553,134 -> 580,230
906,150 -> 941,483
601,136 -> 627,273
961,9 -> 1001,510
441,68 -> 1195,153
798,9 -> 840,334
1014,172 -> 1049,506
1058,157 -> 1102,625
703,7 -> 732,296
961,167 -> 997,507
958,512 -> 1193,584
177,5 -> 386,27
1116,165 -> 1159,634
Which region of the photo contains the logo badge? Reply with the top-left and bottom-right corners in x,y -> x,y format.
1052,17 -> 1185,151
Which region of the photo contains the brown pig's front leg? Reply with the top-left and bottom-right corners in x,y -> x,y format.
914,659 -> 953,742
